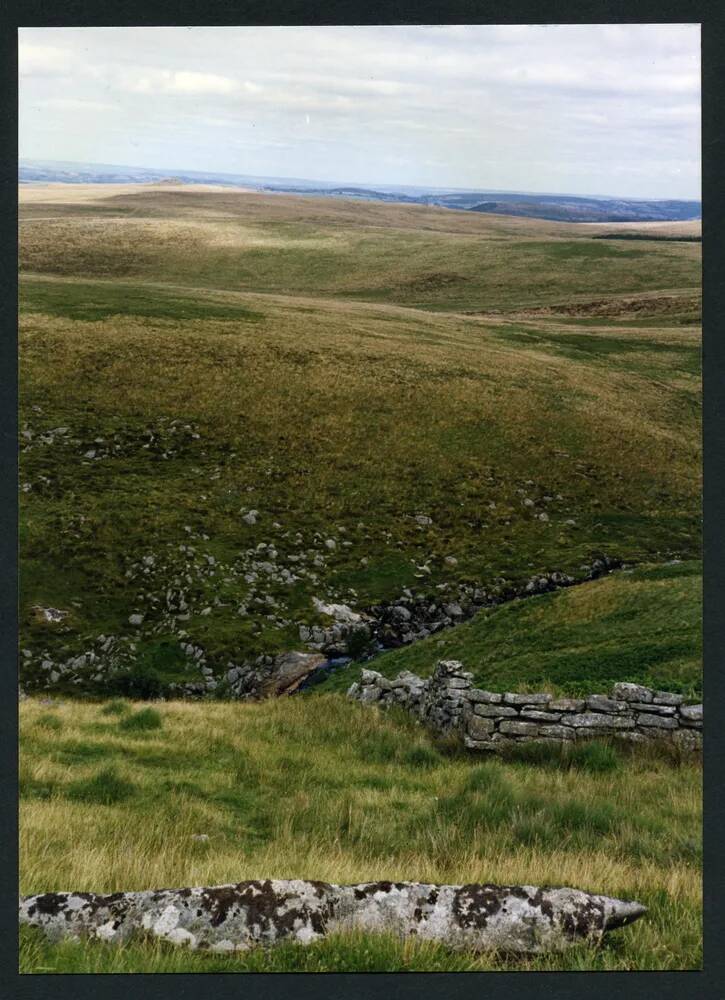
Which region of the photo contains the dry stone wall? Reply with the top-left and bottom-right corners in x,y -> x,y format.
347,660 -> 702,753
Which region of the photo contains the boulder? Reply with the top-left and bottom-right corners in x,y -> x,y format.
258,651 -> 327,697
19,879 -> 646,955
611,682 -> 653,704
679,704 -> 703,723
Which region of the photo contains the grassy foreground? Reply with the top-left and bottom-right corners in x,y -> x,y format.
318,560 -> 702,698
19,694 -> 701,971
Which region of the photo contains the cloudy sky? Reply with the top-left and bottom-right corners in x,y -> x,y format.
19,25 -> 700,199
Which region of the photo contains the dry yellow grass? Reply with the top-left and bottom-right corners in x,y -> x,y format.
20,696 -> 701,901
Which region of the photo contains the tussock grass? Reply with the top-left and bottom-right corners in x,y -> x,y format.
118,707 -> 163,732
100,699 -> 130,716
66,766 -> 137,806
19,694 -> 701,970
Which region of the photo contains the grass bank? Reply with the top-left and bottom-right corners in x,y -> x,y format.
317,560 -> 702,698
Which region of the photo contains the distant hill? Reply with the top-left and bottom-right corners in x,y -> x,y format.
18,159 -> 701,224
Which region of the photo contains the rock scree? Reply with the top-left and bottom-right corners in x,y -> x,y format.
19,879 -> 646,954
348,660 -> 702,753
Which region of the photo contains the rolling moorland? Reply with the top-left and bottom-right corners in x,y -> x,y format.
19,184 -> 701,971
20,159 -> 701,222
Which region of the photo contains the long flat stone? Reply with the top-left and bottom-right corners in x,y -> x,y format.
636,713 -> 678,729
628,703 -> 676,715
652,691 -> 685,706
586,695 -> 629,715
548,698 -> 586,712
468,690 -> 503,704
519,709 -> 563,723
503,692 -> 552,706
473,703 -> 519,718
499,720 -> 541,736
19,880 -> 647,955
569,713 -> 635,729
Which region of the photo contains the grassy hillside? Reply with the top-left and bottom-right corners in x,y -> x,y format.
19,694 -> 701,971
18,187 -> 701,690
318,561 -> 702,699
19,187 -> 702,313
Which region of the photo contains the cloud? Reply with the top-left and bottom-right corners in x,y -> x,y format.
17,25 -> 701,198
126,69 -> 240,95
39,97 -> 116,112
19,44 -> 73,76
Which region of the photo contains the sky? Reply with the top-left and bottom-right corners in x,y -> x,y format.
18,25 -> 701,199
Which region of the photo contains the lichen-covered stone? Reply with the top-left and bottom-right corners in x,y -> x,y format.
673,729 -> 703,751
611,682 -> 653,703
503,692 -> 552,706
628,703 -> 676,715
570,713 -> 635,729
549,698 -> 586,713
586,695 -> 629,715
519,709 -> 563,723
472,703 -> 518,718
468,690 -> 503,704
538,724 -> 575,740
19,880 -> 646,955
679,704 -> 702,723
467,716 -> 495,739
635,713 -> 678,729
652,691 -> 685,706
499,720 -> 541,736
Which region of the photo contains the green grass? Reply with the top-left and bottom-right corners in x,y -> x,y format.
19,191 -> 701,313
20,276 -> 264,324
66,766 -> 137,805
19,190 -> 700,694
118,707 -> 163,732
19,694 -> 701,971
18,916 -> 701,973
318,561 -> 702,698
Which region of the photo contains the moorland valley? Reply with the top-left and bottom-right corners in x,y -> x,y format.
19,182 -> 702,972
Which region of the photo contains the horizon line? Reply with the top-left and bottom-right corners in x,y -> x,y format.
18,157 -> 702,205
